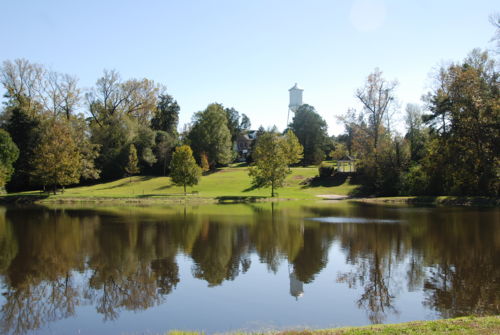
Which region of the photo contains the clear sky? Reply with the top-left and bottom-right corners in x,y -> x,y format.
0,0 -> 497,134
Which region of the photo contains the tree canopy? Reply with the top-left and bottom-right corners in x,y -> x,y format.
187,103 -> 233,168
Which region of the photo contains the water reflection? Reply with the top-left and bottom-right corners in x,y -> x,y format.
0,203 -> 498,334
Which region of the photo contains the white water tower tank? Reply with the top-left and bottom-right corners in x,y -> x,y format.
288,83 -> 303,112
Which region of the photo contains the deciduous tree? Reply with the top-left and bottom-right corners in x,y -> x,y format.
187,103 -> 233,168
151,93 -> 179,134
355,68 -> 397,151
30,120 -> 81,193
169,145 -> 201,195
249,130 -> 303,197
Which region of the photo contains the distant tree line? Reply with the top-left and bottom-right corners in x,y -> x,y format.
0,59 -> 323,195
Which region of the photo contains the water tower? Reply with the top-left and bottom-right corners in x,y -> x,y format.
287,83 -> 303,126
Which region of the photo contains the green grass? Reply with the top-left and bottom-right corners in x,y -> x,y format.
8,165 -> 358,203
163,316 -> 500,335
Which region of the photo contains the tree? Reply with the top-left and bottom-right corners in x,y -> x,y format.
249,130 -> 303,197
85,70 -> 161,126
30,120 -> 81,193
225,107 -> 241,143
90,114 -> 136,179
240,114 -> 251,131
3,103 -> 40,191
134,125 -> 157,169
423,49 -> 499,196
0,129 -> 19,192
125,144 -> 140,181
70,115 -> 101,181
200,152 -> 210,173
355,68 -> 397,151
283,129 -> 304,164
0,59 -> 45,112
153,130 -> 177,176
151,93 -> 179,134
404,104 -> 427,162
330,142 -> 348,160
289,104 -> 329,165
169,145 -> 202,195
187,103 -> 233,168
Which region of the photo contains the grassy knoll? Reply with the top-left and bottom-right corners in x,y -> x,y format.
4,165 -> 358,203
166,316 -> 500,335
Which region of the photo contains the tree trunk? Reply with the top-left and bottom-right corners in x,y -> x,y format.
184,184 -> 186,195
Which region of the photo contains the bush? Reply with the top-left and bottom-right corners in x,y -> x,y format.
318,163 -> 334,178
401,164 -> 430,196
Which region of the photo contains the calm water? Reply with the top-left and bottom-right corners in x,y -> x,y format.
0,201 -> 498,335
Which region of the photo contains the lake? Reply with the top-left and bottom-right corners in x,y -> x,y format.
0,201 -> 498,335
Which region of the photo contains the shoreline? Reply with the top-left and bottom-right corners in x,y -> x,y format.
353,196 -> 500,207
0,194 -> 498,207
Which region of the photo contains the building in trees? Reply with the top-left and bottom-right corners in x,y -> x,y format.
235,130 -> 257,161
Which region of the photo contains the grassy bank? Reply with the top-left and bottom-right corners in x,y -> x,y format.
2,165 -> 358,204
166,316 -> 500,335
2,165 -> 497,206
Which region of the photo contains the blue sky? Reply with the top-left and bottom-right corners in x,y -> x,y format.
1,0 -> 497,134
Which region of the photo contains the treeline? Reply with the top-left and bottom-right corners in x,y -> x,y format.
333,49 -> 499,197
0,61 -> 255,193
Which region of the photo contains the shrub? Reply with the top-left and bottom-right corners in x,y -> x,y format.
318,163 -> 334,178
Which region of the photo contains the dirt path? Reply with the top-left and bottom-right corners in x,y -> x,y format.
315,194 -> 350,200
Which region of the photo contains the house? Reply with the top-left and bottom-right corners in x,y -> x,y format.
235,130 -> 257,161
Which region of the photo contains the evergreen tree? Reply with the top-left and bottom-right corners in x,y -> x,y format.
5,104 -> 41,191
0,129 -> 19,192
170,145 -> 202,195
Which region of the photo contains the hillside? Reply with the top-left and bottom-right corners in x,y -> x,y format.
12,165 -> 358,202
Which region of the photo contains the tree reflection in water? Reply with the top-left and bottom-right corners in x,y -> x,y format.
0,203 -> 498,334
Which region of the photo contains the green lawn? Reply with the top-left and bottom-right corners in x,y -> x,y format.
12,165 -> 358,201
